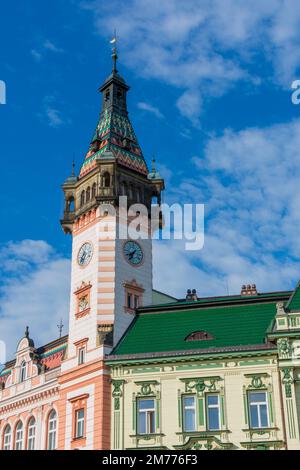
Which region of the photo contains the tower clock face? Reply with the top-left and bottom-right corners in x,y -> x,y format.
123,241 -> 143,266
77,242 -> 93,267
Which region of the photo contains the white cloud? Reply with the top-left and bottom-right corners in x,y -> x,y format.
45,107 -> 64,128
30,40 -> 64,62
43,40 -> 64,54
137,102 -> 164,119
41,96 -> 69,128
153,118 -> 300,298
176,90 -> 202,127
31,49 -> 42,62
0,240 -> 70,362
82,0 -> 300,124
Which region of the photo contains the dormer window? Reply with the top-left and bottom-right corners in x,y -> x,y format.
185,331 -> 214,342
20,361 -> 27,383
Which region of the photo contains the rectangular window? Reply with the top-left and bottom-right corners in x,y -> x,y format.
137,399 -> 156,435
78,347 -> 85,365
183,395 -> 196,432
134,295 -> 139,308
127,293 -> 132,309
248,391 -> 269,429
206,394 -> 221,431
75,409 -> 85,439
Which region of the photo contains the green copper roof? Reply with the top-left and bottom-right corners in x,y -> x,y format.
113,294 -> 290,357
286,281 -> 300,311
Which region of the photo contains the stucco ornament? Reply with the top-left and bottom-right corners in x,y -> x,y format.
277,338 -> 292,357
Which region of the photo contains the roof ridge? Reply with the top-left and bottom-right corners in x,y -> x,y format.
139,291 -> 292,314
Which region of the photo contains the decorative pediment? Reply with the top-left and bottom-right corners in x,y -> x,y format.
134,380 -> 159,397
74,281 -> 92,295
174,435 -> 234,451
180,377 -> 222,395
122,279 -> 144,293
244,373 -> 270,390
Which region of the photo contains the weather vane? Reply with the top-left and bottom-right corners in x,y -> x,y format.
57,319 -> 64,338
110,29 -> 118,73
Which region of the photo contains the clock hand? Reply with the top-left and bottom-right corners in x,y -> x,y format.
129,250 -> 136,259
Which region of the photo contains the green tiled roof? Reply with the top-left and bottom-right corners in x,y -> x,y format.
286,282 -> 300,311
113,295 -> 290,357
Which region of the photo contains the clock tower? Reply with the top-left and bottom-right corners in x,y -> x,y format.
57,48 -> 164,449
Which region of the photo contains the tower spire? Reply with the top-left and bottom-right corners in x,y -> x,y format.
151,156 -> 156,173
110,30 -> 118,74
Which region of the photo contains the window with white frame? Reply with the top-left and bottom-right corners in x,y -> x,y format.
3,425 -> 12,450
15,421 -> 23,450
248,391 -> 269,429
206,394 -> 221,431
20,361 -> 26,383
78,347 -> 85,365
75,409 -> 85,439
47,410 -> 57,450
137,399 -> 156,435
182,395 -> 196,432
27,417 -> 36,450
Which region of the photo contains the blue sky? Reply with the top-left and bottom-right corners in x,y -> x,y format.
2,0 -> 300,356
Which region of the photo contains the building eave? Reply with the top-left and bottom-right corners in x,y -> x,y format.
106,343 -> 277,366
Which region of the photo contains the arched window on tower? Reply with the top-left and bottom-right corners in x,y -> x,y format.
47,410 -> 57,450
80,190 -> 85,207
92,183 -> 97,199
67,196 -> 75,213
20,361 -> 26,383
15,421 -> 23,450
27,417 -> 36,450
103,172 -> 110,188
86,187 -> 91,203
3,425 -> 12,450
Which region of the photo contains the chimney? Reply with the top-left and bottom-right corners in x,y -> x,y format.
241,284 -> 258,296
186,289 -> 198,301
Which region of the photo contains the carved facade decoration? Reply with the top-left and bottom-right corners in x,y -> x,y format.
181,377 -> 222,395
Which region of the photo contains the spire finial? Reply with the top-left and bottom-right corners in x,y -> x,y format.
151,156 -> 156,173
25,326 -> 29,338
71,159 -> 75,177
57,319 -> 64,338
110,30 -> 118,74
